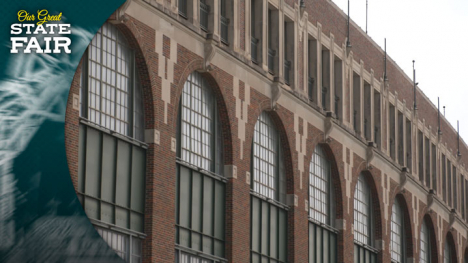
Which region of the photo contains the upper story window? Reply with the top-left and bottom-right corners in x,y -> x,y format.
390,199 -> 404,263
444,240 -> 452,263
420,220 -> 430,263
354,174 -> 371,245
251,111 -> 287,263
309,145 -> 334,225
81,22 -> 144,141
176,71 -> 226,262
252,111 -> 285,201
353,174 -> 377,263
78,22 -> 146,262
179,71 -> 223,173
308,145 -> 338,263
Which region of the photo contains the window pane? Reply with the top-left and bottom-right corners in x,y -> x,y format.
252,112 -> 278,199
353,175 -> 371,245
309,145 -> 331,224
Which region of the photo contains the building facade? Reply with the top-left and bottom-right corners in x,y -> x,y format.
65,0 -> 468,262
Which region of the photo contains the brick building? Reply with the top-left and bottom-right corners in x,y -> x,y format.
65,0 -> 468,262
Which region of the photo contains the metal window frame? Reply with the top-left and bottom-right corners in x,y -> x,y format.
175,72 -> 226,261
354,175 -> 373,246
179,71 -> 219,172
390,199 -> 405,263
420,220 -> 431,263
81,22 -> 144,141
251,112 -> 280,200
309,145 -> 334,225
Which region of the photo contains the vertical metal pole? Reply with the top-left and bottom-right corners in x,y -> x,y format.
458,120 -> 460,156
438,97 -> 441,134
347,0 -> 351,47
384,38 -> 387,80
366,0 -> 368,34
413,60 -> 417,110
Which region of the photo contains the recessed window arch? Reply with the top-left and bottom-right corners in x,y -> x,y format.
81,22 -> 144,141
353,173 -> 377,263
78,22 -> 146,262
308,145 -> 337,263
175,71 -> 226,262
391,198 -> 406,263
250,111 -> 287,263
444,237 -> 455,263
419,219 -> 430,263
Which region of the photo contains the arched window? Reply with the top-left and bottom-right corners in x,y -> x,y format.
81,22 -> 144,141
250,111 -> 287,263
309,145 -> 337,263
353,174 -> 377,263
444,239 -> 453,263
419,220 -> 430,263
175,71 -> 225,262
391,199 -> 405,263
78,22 -> 146,262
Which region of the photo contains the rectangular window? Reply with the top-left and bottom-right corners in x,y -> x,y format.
418,130 -> 423,182
431,143 -> 437,192
284,18 -> 294,86
425,137 -> 430,188
397,112 -> 404,166
176,164 -> 226,258
251,0 -> 262,64
309,222 -> 337,263
373,91 -> 381,148
321,47 -> 331,110
308,37 -> 318,102
334,56 -> 343,120
442,155 -> 446,202
389,104 -> 396,161
406,118 -> 412,171
78,124 -> 146,233
96,226 -> 143,263
448,160 -> 452,207
251,196 -> 287,263
363,83 -> 371,141
220,0 -> 228,44
453,166 -> 457,210
353,73 -> 361,135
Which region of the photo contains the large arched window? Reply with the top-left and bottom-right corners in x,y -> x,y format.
419,220 -> 430,263
81,22 -> 144,141
309,145 -> 337,262
391,199 -> 406,263
444,239 -> 454,263
353,174 -> 377,263
250,111 -> 287,263
78,22 -> 146,262
175,71 -> 225,262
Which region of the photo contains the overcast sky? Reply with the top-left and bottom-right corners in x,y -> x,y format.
331,0 -> 468,141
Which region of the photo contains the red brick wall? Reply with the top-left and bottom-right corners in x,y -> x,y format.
64,1 -> 468,262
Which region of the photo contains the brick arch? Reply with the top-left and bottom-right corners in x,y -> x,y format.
243,100 -> 296,192
113,20 -> 157,130
419,214 -> 439,263
242,101 -> 298,262
388,192 -> 415,259
170,63 -> 234,166
307,142 -> 345,222
446,231 -> 458,263
350,168 -> 384,259
305,139 -> 346,263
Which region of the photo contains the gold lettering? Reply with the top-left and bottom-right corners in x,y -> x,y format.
18,10 -> 35,22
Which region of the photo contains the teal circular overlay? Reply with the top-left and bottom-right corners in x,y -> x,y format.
0,0 -> 126,262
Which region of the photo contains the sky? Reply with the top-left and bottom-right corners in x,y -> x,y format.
331,0 -> 468,141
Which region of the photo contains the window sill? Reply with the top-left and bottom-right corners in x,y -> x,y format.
250,191 -> 289,211
175,244 -> 228,263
